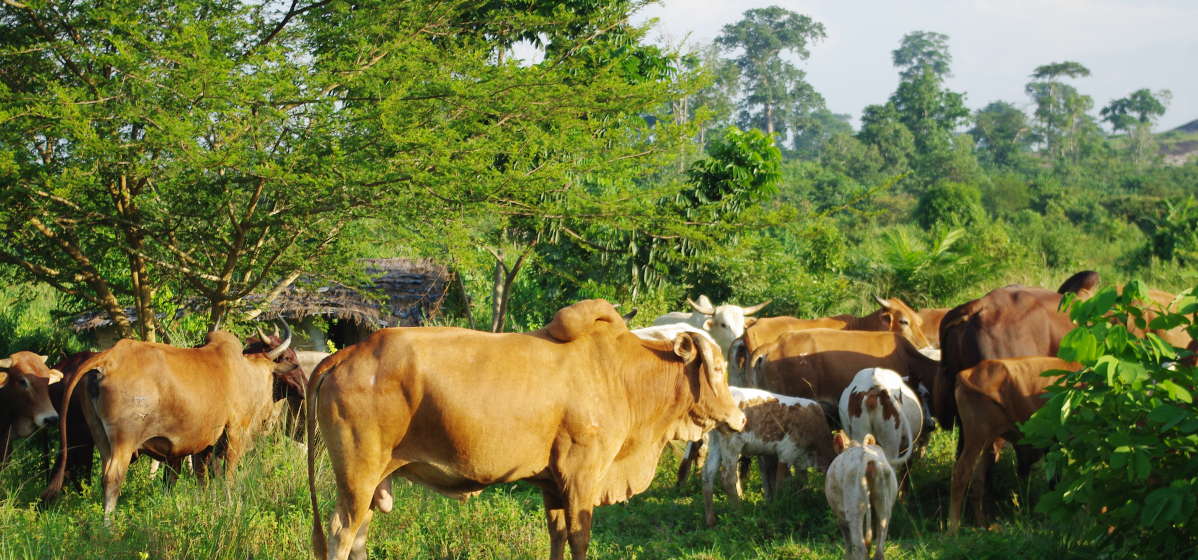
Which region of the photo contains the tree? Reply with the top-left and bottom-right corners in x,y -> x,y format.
0,0 -> 701,338
857,103 -> 916,179
1026,61 -> 1100,164
1102,89 -> 1171,168
970,101 -> 1034,169
716,6 -> 827,144
892,31 -> 952,80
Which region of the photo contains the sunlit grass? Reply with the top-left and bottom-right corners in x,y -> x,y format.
0,420 -> 1098,560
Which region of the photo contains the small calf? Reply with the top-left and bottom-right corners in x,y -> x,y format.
825,432 -> 897,560
838,368 -> 924,471
703,386 -> 834,527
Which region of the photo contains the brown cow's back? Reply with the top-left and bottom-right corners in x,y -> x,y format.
752,329 -> 938,409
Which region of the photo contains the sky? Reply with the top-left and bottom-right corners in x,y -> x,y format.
632,0 -> 1198,132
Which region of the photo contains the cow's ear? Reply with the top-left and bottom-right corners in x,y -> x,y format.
702,318 -> 713,331
863,433 -> 877,446
879,312 -> 892,325
672,333 -> 698,363
46,369 -> 64,385
833,431 -> 849,453
0,371 -> 7,387
743,317 -> 758,329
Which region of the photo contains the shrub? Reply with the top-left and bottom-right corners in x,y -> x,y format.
913,181 -> 985,230
1022,283 -> 1198,554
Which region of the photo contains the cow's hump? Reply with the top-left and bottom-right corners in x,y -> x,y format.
544,299 -> 627,342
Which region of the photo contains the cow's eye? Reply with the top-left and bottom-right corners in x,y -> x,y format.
20,377 -> 30,389
899,319 -> 909,325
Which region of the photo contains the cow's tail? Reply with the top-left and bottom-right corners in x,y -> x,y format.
306,362 -> 330,559
41,354 -> 105,502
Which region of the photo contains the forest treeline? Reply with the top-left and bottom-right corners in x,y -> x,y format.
1,1 -> 1196,347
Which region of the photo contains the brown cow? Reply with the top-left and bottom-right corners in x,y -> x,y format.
44,351 -> 99,489
917,307 -> 949,348
948,356 -> 1078,533
42,329 -> 297,513
936,285 -> 1078,430
1,351 -> 64,462
305,299 -> 746,560
750,329 -> 940,417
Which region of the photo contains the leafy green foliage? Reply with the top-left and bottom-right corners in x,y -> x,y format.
1023,283 -> 1198,554
892,31 -> 953,80
914,182 -> 986,230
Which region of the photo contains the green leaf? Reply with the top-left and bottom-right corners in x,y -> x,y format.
1157,380 -> 1193,404
1148,404 -> 1190,430
1059,328 -> 1099,363
1132,451 -> 1151,481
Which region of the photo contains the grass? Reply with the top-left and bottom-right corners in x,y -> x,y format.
0,414 -> 1102,560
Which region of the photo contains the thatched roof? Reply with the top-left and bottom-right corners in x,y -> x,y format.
253,258 -> 448,327
68,258 -> 449,332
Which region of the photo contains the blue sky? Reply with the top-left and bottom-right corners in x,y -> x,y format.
634,0 -> 1197,132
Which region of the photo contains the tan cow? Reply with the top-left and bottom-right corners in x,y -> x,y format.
305,299 -> 746,560
916,308 -> 949,348
948,356 -> 1078,533
733,297 -> 932,384
750,329 -> 940,417
42,329 -> 297,512
1,352 -> 64,462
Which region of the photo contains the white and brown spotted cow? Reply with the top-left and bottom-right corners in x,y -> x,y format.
826,432 -> 898,560
702,386 -> 835,527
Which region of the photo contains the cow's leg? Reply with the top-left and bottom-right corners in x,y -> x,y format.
870,473 -> 896,560
100,442 -> 135,516
541,489 -> 568,560
564,497 -> 595,560
675,438 -> 703,488
191,446 -> 214,484
971,442 -> 995,526
949,425 -> 990,534
702,434 -> 722,527
719,443 -> 744,509
759,455 -> 779,500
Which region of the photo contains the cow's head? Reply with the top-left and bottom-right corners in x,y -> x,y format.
863,296 -> 931,349
671,331 -> 746,441
0,352 -> 64,437
688,296 -> 770,353
244,321 -> 304,403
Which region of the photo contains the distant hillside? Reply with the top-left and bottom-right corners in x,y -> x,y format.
1159,119 -> 1198,165
1172,119 -> 1198,134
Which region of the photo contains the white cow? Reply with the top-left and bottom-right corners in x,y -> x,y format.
702,386 -> 835,527
838,368 -> 923,470
826,432 -> 898,560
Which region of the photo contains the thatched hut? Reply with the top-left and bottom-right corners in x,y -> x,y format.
69,258 -> 449,350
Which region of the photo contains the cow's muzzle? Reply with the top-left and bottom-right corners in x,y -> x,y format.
724,408 -> 747,432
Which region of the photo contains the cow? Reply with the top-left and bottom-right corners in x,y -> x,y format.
826,432 -> 897,560
43,351 -> 99,489
838,368 -> 923,473
41,327 -> 297,513
733,297 -> 933,385
304,299 -> 746,560
936,284 -> 1080,431
702,386 -> 834,527
948,357 -> 1078,533
749,329 -> 940,422
916,308 -> 949,348
1,352 -> 64,463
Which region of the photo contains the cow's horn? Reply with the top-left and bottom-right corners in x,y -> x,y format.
0,358 -> 11,369
255,324 -> 270,343
265,320 -> 292,360
742,300 -> 771,316
873,295 -> 892,309
37,354 -> 49,363
688,296 -> 715,315
621,308 -> 638,322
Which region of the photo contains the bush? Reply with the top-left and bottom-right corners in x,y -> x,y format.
1022,283 -> 1198,555
913,181 -> 985,230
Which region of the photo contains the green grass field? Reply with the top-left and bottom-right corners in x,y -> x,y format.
0,419 -> 1093,560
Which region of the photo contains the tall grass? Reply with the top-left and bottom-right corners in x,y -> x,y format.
0,421 -> 1098,560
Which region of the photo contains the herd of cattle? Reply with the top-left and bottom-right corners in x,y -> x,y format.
0,270 -> 1192,560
